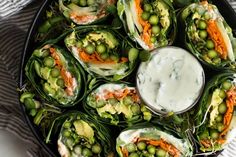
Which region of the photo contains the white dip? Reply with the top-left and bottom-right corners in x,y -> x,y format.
136,47 -> 205,113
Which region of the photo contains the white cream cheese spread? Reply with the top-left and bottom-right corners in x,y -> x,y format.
136,46 -> 205,113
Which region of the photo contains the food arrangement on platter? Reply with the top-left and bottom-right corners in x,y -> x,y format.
19,0 -> 236,156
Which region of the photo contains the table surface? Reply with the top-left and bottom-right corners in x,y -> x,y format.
0,130 -> 28,156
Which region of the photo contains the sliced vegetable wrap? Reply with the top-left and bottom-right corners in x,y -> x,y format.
116,124 -> 193,157
25,44 -> 85,107
117,0 -> 177,50
194,73 -> 236,152
84,83 -> 152,125
59,0 -> 116,25
50,112 -> 114,157
181,1 -> 236,71
65,28 -> 139,81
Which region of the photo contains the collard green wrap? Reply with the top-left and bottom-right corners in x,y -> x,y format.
194,73 -> 236,153
46,112 -> 115,157
180,1 -> 236,71
116,123 -> 193,157
84,82 -> 153,126
25,44 -> 85,107
64,26 -> 139,81
117,0 -> 177,50
59,0 -> 116,25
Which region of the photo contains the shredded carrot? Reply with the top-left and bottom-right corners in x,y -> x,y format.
121,147 -> 129,157
220,87 -> 236,135
101,88 -> 140,103
135,138 -> 180,157
70,12 -> 97,24
207,20 -> 228,60
200,139 -> 226,148
78,48 -> 128,64
135,0 -> 153,48
49,47 -> 75,96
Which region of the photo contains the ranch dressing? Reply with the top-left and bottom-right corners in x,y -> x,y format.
136,47 -> 205,113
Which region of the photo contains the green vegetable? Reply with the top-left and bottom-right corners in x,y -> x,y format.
137,142 -> 146,151
92,144 -> 102,154
210,130 -> 219,139
149,15 -> 159,25
59,0 -> 115,25
207,50 -> 218,59
156,148 -> 167,157
218,102 -> 227,114
198,20 -> 207,30
43,57 -> 55,68
126,143 -> 137,152
147,145 -> 156,154
206,40 -> 215,49
151,25 -> 160,35
222,81 -> 232,90
65,29 -> 137,81
85,44 -> 95,54
141,12 -> 150,21
181,2 -> 236,71
25,44 -> 85,107
96,44 -> 107,54
144,4 -> 152,12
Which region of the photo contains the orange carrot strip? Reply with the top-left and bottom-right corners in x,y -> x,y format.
207,20 -> 228,59
135,0 -> 153,48
121,147 -> 129,157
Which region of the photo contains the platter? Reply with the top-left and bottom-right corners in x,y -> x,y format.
19,0 -> 236,157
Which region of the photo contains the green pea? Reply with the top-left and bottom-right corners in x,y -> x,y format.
219,89 -> 226,99
96,44 -> 107,54
218,102 -> 227,114
222,80 -> 232,90
85,44 -> 95,54
206,39 -> 215,49
213,58 -> 221,64
110,54 -> 119,62
66,138 -> 74,148
144,4 -> 152,12
210,130 -> 219,140
156,148 -> 167,157
64,122 -> 71,128
204,12 -> 211,20
199,30 -> 208,39
24,98 -> 36,109
131,104 -> 141,115
151,25 -> 160,35
126,143 -> 137,153
123,96 -> 133,105
78,0 -> 87,7
128,48 -> 139,62
216,115 -> 223,122
217,123 -> 225,132
96,100 -> 106,108
198,20 -> 207,29
63,130 -> 71,137
74,145 -> 82,155
199,130 -> 209,139
129,152 -> 139,157
50,67 -> 60,78
147,145 -> 156,155
92,144 -> 102,154
76,40 -> 83,48
207,50 -> 218,59
150,36 -> 157,43
108,98 -> 118,105
82,148 -> 93,156
57,78 -> 65,88
100,53 -> 109,60
43,57 -> 55,68
137,142 -> 146,150
87,0 -> 95,6
149,15 -> 159,25
142,12 -> 150,21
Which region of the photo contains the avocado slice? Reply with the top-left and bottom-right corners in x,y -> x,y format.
73,120 -> 95,143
